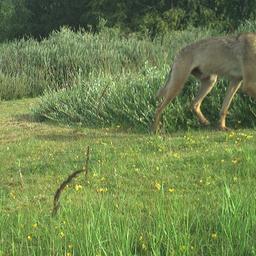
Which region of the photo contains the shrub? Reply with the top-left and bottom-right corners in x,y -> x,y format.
3,26 -> 256,132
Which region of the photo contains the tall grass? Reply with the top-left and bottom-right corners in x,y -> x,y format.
1,23 -> 256,131
2,185 -> 256,255
0,26 -> 214,100
0,26 -> 168,100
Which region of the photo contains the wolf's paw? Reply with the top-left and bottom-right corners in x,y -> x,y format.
219,125 -> 231,131
202,119 -> 210,126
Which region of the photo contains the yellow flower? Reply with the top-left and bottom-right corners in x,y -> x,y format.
60,231 -> 65,238
139,235 -> 147,250
141,243 -> 147,250
232,159 -> 238,164
154,182 -> 161,191
233,176 -> 238,182
27,235 -> 32,241
173,152 -> 181,159
96,188 -> 108,193
211,233 -> 217,240
32,223 -> 38,228
10,191 -> 16,199
75,184 -> 83,191
168,188 -> 175,193
229,132 -> 235,138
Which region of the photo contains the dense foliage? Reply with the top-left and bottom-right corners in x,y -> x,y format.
16,26 -> 255,132
1,0 -> 256,41
1,19 -> 256,132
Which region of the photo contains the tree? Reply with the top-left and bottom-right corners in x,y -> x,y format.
1,0 -> 256,41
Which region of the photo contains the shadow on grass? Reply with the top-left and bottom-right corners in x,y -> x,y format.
14,113 -> 37,123
35,132 -> 87,142
13,112 -> 145,142
35,129 -> 141,142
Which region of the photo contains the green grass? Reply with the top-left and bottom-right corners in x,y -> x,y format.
0,26 -> 215,100
1,98 -> 256,255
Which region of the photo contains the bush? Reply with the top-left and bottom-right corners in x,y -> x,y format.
2,26 -> 256,132
33,62 -> 256,132
0,27 -> 166,100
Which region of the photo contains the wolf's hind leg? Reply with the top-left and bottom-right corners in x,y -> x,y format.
192,75 -> 217,125
153,73 -> 191,133
219,79 -> 242,130
153,55 -> 192,133
153,85 -> 181,133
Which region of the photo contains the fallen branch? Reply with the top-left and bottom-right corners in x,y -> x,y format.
52,146 -> 90,217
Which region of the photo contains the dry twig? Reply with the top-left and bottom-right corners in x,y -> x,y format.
52,146 -> 90,216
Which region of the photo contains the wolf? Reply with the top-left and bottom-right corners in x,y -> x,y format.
153,33 -> 256,133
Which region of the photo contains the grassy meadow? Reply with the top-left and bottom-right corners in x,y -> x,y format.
1,24 -> 256,255
1,99 -> 256,255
